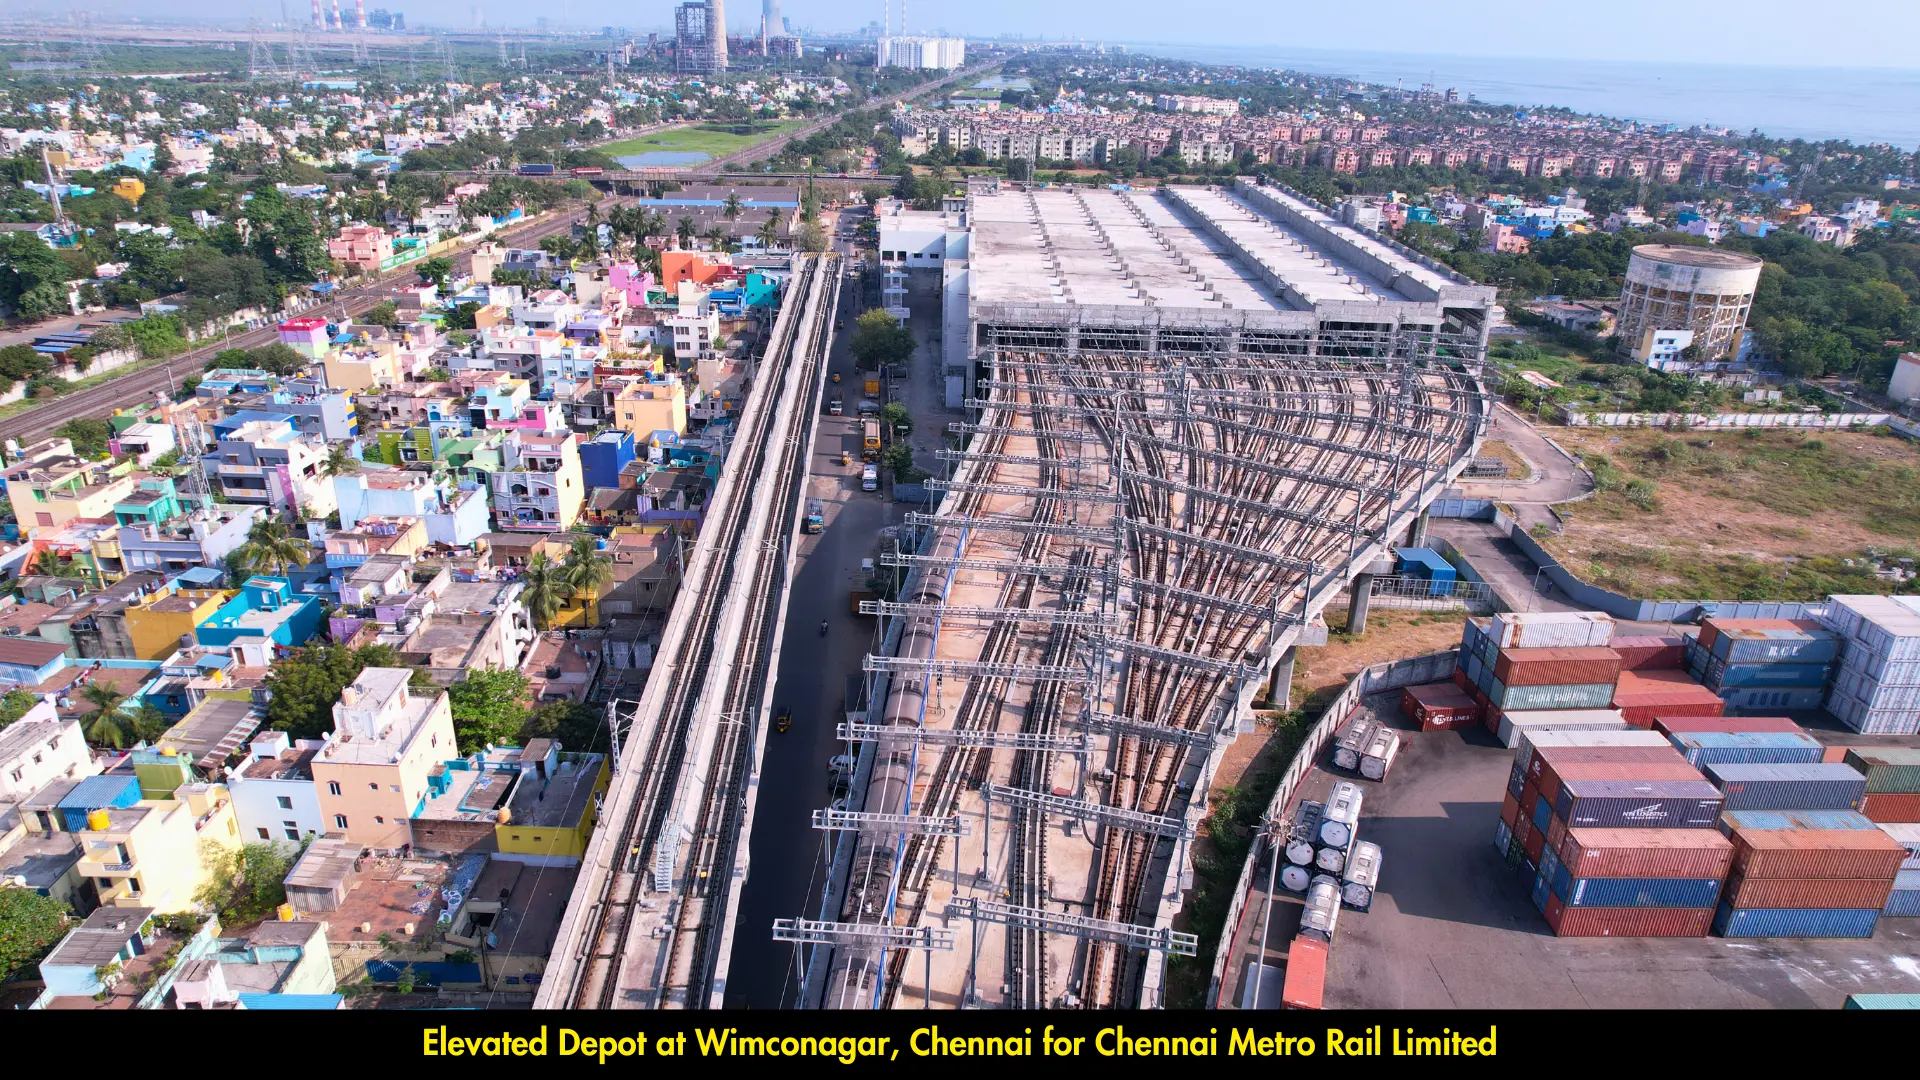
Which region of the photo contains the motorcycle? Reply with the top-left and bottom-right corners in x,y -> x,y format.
831,371 -> 841,384
820,620 -> 830,636
775,706 -> 792,734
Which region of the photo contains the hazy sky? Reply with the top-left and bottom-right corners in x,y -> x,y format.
94,0 -> 1920,69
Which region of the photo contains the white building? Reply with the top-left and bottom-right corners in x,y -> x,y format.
0,704 -> 96,805
1634,327 -> 1697,371
1155,94 -> 1240,116
876,36 -> 965,70
665,280 -> 722,360
227,731 -> 326,848
1888,352 -> 1920,405
877,200 -> 964,270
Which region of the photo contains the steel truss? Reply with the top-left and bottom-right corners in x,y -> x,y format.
860,598 -> 1118,627
980,783 -> 1194,839
835,722 -> 1093,754
772,919 -> 955,950
1124,518 -> 1320,574
811,809 -> 970,836
863,655 -> 1087,682
1075,709 -> 1223,749
903,513 -> 1116,543
1118,470 -> 1359,532
925,478 -> 1125,504
943,900 -> 1199,956
1125,575 -> 1299,624
1092,634 -> 1266,681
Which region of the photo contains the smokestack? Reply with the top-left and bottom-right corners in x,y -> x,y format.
355,0 -> 366,29
312,0 -> 323,29
329,0 -> 342,29
708,0 -> 727,72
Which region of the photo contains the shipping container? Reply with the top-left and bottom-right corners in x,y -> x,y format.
1341,842 -> 1382,911
1544,903 -> 1714,938
1494,708 -> 1630,749
1528,746 -> 1693,803
1556,827 -> 1733,880
1523,823 -> 1547,864
1712,903 -> 1880,939
1490,680 -> 1618,714
1822,595 -> 1920,660
1722,873 -> 1895,910
1494,817 -> 1514,860
1555,778 -> 1724,829
1727,828 -> 1907,880
1508,760 -> 1526,801
1494,646 -> 1623,688
1703,621 -> 1841,665
1700,658 -> 1833,690
1280,938 -> 1326,1010
1490,611 -> 1616,650
1358,727 -> 1400,781
1331,715 -> 1379,772
1861,793 -> 1920,822
1610,635 -> 1688,671
1531,793 -> 1553,836
1545,813 -> 1568,857
1846,994 -> 1920,1009
1558,874 -> 1723,909
1877,823 -> 1920,869
1500,791 -> 1520,831
1613,670 -> 1726,726
1716,686 -> 1830,714
1823,745 -> 1850,763
1823,690 -> 1920,736
1844,748 -> 1920,793
1401,682 -> 1476,730
1830,669 -> 1920,710
1653,715 -> 1804,737
1719,809 -> 1879,833
1705,762 -> 1868,812
1531,867 -> 1552,913
1666,730 -> 1824,769
1540,762 -> 1709,808
1885,889 -> 1920,917
1514,729 -> 1672,776
1835,645 -> 1920,687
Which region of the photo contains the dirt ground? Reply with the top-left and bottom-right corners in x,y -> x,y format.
1476,438 -> 1534,481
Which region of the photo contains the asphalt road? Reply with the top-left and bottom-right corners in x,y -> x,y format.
725,268 -> 903,1009
0,204 -> 596,446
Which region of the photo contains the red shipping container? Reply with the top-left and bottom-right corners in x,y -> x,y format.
1652,715 -> 1804,737
1723,873 -> 1896,910
1527,745 -> 1693,800
1822,745 -> 1849,764
1522,822 -> 1547,864
1537,762 -> 1707,806
1500,791 -> 1520,829
1610,635 -> 1688,671
1494,646 -> 1624,688
1281,937 -> 1326,1010
1545,903 -> 1714,938
1861,793 -> 1920,822
1614,671 -> 1723,728
1545,812 -> 1567,855
1402,683 -> 1478,731
1513,813 -> 1533,849
1729,828 -> 1908,879
1451,667 -> 1474,695
1557,827 -> 1734,880
1519,780 -> 1542,821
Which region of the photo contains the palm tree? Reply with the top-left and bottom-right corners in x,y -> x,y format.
236,518 -> 312,580
323,441 -> 359,476
703,224 -> 731,253
756,211 -> 781,251
129,701 -> 173,744
722,192 -> 742,222
675,215 -> 696,250
80,682 -> 133,749
520,552 -> 573,631
561,535 -> 614,627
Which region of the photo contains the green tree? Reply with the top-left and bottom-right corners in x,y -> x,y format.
56,418 -> 115,459
129,702 -> 173,744
447,666 -> 534,753
881,441 -> 916,477
519,552 -> 572,631
79,682 -> 133,749
416,257 -> 454,290
323,442 -> 359,476
0,688 -> 40,729
878,402 -> 912,435
561,535 -> 614,627
675,216 -> 697,249
235,518 -> 312,579
795,222 -> 827,253
849,308 -> 914,370
0,887 -> 69,983
264,644 -> 400,739
246,342 -> 308,377
519,699 -> 605,751
722,192 -> 742,221
756,211 -> 782,250
444,302 -> 480,331
195,841 -> 299,924
365,300 -> 399,328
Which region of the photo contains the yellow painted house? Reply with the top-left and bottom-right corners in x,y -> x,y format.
1,439 -> 139,532
111,177 -> 146,203
69,784 -> 239,913
609,378 -> 688,439
124,588 -> 233,660
493,745 -> 610,864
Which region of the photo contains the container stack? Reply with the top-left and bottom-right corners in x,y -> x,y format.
1713,809 -> 1905,938
1612,669 -> 1726,728
1820,596 -> 1920,735
1685,617 -> 1839,714
1609,635 -> 1688,671
1845,748 -> 1920,824
1654,715 -> 1805,738
1879,823 -> 1920,917
1456,611 -> 1639,748
1400,682 -> 1477,731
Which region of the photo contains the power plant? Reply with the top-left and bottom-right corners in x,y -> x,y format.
675,0 -> 728,74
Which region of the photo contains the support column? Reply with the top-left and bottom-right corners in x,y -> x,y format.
1347,574 -> 1374,636
1264,645 -> 1296,711
1407,509 -> 1430,549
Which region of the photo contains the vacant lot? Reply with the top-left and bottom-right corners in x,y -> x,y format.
600,121 -> 801,161
1544,425 -> 1920,600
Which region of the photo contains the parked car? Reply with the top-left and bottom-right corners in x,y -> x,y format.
861,463 -> 879,491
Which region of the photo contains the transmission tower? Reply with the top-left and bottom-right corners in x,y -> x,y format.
70,8 -> 107,71
406,41 -> 419,82
498,32 -> 507,63
248,20 -> 285,81
439,38 -> 459,86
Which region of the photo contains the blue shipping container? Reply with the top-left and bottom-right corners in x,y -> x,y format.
1667,731 -> 1825,769
1886,890 -> 1920,917
1555,779 -> 1725,828
1493,817 -> 1513,858
1532,793 -> 1553,836
1717,686 -> 1829,713
1508,761 -> 1526,801
1717,809 -> 1879,834
1559,875 -> 1723,908
1712,904 -> 1880,939
1705,763 -> 1867,811
1702,660 -> 1833,690
1847,994 -> 1920,1009
1708,625 -> 1841,666
1531,869 -> 1551,914
1394,547 -> 1458,597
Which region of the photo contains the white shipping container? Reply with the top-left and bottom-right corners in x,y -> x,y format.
1824,687 -> 1920,735
1495,708 -> 1631,749
1514,728 -> 1671,776
1836,642 -> 1920,687
1823,595 -> 1911,640
1490,610 -> 1616,650
1359,728 -> 1400,782
1878,823 -> 1920,870
1837,671 -> 1920,711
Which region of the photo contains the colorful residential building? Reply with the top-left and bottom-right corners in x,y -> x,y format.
227,730 -> 326,846
123,587 -> 232,661
0,703 -> 97,802
278,316 -> 332,360
609,377 -> 688,439
169,918 -> 339,1007
33,776 -> 241,913
2,438 -> 140,532
490,430 -> 583,533
326,224 -> 394,272
203,417 -> 334,516
194,577 -> 326,653
310,668 -> 457,852
578,430 -> 636,491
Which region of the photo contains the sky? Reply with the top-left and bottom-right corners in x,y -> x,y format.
74,0 -> 1920,70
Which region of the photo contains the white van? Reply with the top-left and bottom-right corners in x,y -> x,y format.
861,463 -> 879,491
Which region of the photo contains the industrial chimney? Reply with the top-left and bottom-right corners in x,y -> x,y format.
707,0 -> 727,72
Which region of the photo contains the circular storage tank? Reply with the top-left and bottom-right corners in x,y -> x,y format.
1314,845 -> 1347,874
1615,244 -> 1764,363
1318,818 -> 1352,851
1286,837 -> 1316,866
1342,880 -> 1374,909
1280,864 -> 1312,893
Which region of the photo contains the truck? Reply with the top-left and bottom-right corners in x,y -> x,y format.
863,377 -> 881,398
862,419 -> 882,459
804,498 -> 825,534
827,395 -> 843,416
515,163 -> 557,176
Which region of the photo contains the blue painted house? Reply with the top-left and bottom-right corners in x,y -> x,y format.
194,577 -> 325,652
0,638 -> 71,686
579,430 -> 636,492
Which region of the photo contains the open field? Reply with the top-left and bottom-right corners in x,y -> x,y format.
1542,425 -> 1920,600
600,121 -> 804,161
1476,437 -> 1535,481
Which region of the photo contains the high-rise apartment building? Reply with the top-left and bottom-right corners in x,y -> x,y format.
876,36 -> 965,70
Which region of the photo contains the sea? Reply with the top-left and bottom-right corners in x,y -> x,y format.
1128,43 -> 1920,150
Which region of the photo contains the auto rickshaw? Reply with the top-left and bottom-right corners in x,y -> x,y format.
840,450 -> 852,466
831,371 -> 841,383
775,706 -> 792,734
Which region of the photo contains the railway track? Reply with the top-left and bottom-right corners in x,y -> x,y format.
544,252 -> 838,1010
